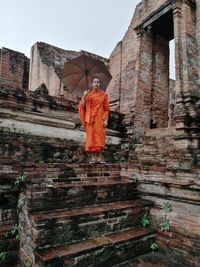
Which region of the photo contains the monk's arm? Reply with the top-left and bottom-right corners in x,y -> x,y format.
81,97 -> 86,107
81,90 -> 88,107
103,94 -> 110,128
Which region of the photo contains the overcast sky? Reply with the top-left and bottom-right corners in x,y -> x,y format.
0,0 -> 175,78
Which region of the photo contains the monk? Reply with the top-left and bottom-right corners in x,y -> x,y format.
79,77 -> 110,163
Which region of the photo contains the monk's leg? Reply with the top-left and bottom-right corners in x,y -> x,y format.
89,152 -> 96,163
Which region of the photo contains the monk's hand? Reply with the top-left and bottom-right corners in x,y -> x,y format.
103,120 -> 108,128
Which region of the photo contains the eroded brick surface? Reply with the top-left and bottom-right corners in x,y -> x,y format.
0,47 -> 29,90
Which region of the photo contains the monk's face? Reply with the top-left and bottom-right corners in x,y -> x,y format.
92,78 -> 100,89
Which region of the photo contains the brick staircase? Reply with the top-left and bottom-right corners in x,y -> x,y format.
19,163 -> 155,267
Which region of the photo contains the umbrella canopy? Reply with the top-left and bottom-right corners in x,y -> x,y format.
62,55 -> 112,98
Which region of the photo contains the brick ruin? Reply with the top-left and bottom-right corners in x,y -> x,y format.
28,42 -> 110,102
0,0 -> 200,266
108,0 -> 199,138
0,48 -> 29,90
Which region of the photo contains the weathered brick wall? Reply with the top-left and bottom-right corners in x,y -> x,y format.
197,0 -> 200,85
0,47 -> 29,90
108,0 -> 168,113
108,0 -> 172,136
120,131 -> 200,265
108,0 -> 200,138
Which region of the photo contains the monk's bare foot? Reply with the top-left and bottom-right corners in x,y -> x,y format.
96,156 -> 106,164
96,152 -> 102,163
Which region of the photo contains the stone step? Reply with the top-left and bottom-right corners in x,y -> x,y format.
27,180 -> 138,212
35,228 -> 156,267
23,163 -> 121,184
63,163 -> 121,171
22,163 -> 120,172
34,162 -> 121,169
30,199 -> 153,249
52,178 -> 122,184
52,175 -> 121,184
112,252 -> 187,267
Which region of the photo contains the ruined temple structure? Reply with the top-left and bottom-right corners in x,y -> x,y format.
28,42 -> 110,102
1,0 -> 200,266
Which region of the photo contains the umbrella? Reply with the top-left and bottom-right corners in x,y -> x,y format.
62,55 -> 112,98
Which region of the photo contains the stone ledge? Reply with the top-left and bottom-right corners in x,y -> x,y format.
34,228 -> 155,266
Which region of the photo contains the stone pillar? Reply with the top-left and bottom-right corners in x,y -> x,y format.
151,35 -> 169,128
173,0 -> 199,147
130,28 -> 153,137
173,0 -> 183,95
173,0 -> 198,95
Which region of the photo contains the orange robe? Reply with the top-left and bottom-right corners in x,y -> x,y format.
79,88 -> 110,152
